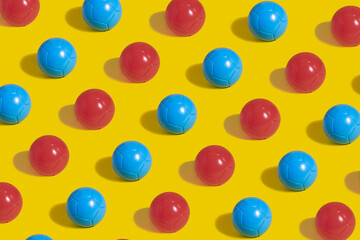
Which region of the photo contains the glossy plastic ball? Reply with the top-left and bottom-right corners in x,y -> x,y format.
120,42 -> 160,83
37,38 -> 77,78
323,104 -> 360,144
316,202 -> 356,240
331,6 -> 360,46
112,141 -> 152,181
232,197 -> 272,237
29,135 -> 69,176
82,0 -> 122,31
0,84 -> 31,124
66,187 -> 106,228
74,89 -> 115,130
285,52 -> 326,93
0,182 -> 22,223
248,1 -> 288,41
277,151 -> 318,191
150,192 -> 190,233
0,0 -> 39,26
165,0 -> 205,36
26,235 -> 53,240
195,145 -> 235,186
157,94 -> 197,134
240,99 -> 281,140
202,48 -> 243,88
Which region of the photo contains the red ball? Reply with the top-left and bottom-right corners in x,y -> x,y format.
331,6 -> 360,46
195,145 -> 235,186
120,42 -> 160,83
0,182 -> 22,223
149,192 -> 190,233
29,135 -> 69,176
74,89 -> 115,130
315,202 -> 356,240
240,99 -> 281,140
285,52 -> 326,93
165,0 -> 206,36
0,0 -> 40,26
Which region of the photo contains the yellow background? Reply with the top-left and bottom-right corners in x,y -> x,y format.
0,0 -> 359,239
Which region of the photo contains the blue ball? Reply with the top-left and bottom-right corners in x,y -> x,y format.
0,84 -> 31,124
278,151 -> 318,191
323,104 -> 360,144
112,141 -> 152,181
202,48 -> 243,88
37,38 -> 77,78
82,0 -> 122,31
232,197 -> 272,237
157,94 -> 197,134
26,235 -> 52,240
248,1 -> 288,41
66,187 -> 106,227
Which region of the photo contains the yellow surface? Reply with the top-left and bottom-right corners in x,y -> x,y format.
0,0 -> 360,239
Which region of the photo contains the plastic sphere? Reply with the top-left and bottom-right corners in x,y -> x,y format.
0,182 -> 22,223
202,48 -> 243,88
120,42 -> 160,83
74,89 -> 115,130
149,192 -> 190,233
248,1 -> 288,41
112,141 -> 152,181
82,0 -> 122,31
331,6 -> 360,46
315,202 -> 356,240
232,197 -> 272,237
285,52 -> 326,93
277,151 -> 318,191
0,0 -> 39,26
157,94 -> 197,134
37,38 -> 77,78
26,235 -> 53,240
0,84 -> 31,124
29,135 -> 69,176
165,0 -> 205,36
66,187 -> 106,227
323,104 -> 360,144
195,145 -> 235,186
240,99 -> 281,140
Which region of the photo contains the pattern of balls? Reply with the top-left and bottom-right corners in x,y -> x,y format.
248,1 -> 288,41
157,94 -> 197,134
112,141 -> 152,181
37,38 -> 77,78
0,84 -> 31,124
278,151 -> 318,191
2,1 -> 360,239
82,0 -> 122,31
202,48 -> 243,88
66,187 -> 106,228
323,104 -> 360,144
26,234 -> 53,240
232,197 -> 272,237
